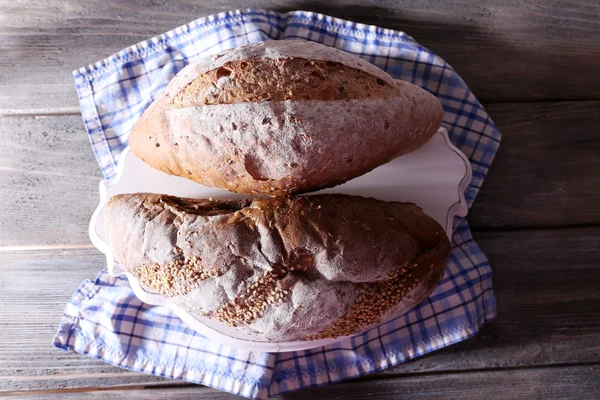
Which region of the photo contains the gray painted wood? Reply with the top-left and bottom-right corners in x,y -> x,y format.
2,227 -> 599,392
0,249 -> 173,392
469,100 -> 600,229
2,0 -> 600,114
8,364 -> 600,399
0,115 -> 101,247
1,101 -> 598,248
282,364 -> 600,399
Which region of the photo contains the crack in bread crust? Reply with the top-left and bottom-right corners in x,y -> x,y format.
211,266 -> 290,327
170,58 -> 400,108
130,41 -> 444,197
105,193 -> 451,341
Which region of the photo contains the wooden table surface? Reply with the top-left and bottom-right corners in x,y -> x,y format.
2,0 -> 599,398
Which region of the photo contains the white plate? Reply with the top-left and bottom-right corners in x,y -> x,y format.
89,127 -> 471,352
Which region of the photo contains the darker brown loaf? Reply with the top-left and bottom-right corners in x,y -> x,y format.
104,193 -> 450,342
130,40 -> 444,196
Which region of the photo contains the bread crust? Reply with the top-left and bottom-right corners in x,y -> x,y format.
104,193 -> 450,341
169,58 -> 401,106
129,40 -> 443,196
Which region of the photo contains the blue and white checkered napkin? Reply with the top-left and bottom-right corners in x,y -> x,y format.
53,9 -> 500,399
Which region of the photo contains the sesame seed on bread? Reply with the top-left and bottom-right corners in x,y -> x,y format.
104,192 -> 450,342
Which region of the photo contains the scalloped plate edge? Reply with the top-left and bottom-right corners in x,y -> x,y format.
88,127 -> 472,352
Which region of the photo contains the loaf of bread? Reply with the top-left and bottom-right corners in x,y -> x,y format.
130,40 -> 443,196
104,193 -> 450,342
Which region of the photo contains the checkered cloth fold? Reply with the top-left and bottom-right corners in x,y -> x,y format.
53,9 -> 500,399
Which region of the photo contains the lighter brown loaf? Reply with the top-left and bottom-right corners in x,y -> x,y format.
170,59 -> 400,107
130,40 -> 444,196
104,193 -> 450,342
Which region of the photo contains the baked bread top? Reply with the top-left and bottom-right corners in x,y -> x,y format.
129,40 -> 444,196
104,193 -> 450,341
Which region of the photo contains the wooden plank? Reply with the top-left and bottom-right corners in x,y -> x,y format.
0,249 -> 176,391
280,364 -> 600,399
281,364 -> 600,399
8,364 -> 600,399
469,101 -> 600,230
1,101 -> 598,247
0,115 -> 101,247
2,0 -> 600,114
2,227 -> 599,392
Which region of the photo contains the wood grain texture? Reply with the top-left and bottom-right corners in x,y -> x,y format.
1,101 -> 598,248
469,100 -> 600,230
281,364 -> 600,399
3,0 -> 599,397
2,0 -> 600,114
7,364 -> 600,399
0,249 -> 175,392
2,228 -> 599,392
0,115 -> 101,247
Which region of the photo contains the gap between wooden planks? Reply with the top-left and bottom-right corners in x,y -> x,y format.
3,364 -> 600,399
2,0 -> 600,113
0,244 -> 95,252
